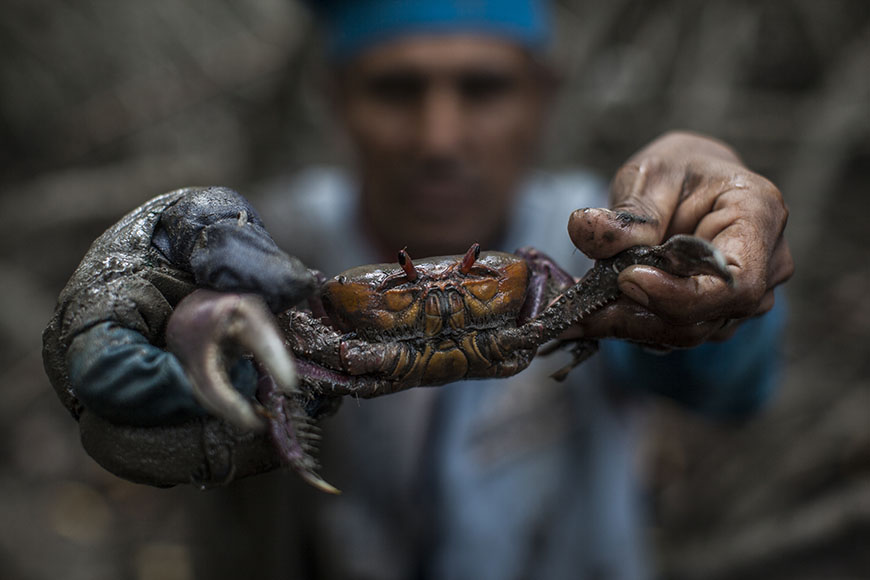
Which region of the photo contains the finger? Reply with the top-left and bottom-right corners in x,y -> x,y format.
689,175 -> 789,292
706,318 -> 742,342
618,214 -> 789,324
568,156 -> 691,259
610,156 -> 683,229
167,290 -> 266,432
577,298 -> 725,348
567,207 -> 661,259
744,237 -> 793,318
618,265 -> 748,323
663,157 -> 765,238
768,236 -> 795,289
616,246 -> 784,332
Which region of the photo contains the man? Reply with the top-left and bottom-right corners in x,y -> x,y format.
44,0 -> 792,578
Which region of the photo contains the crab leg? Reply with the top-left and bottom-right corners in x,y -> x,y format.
166,289 -> 298,431
514,246 -> 578,323
529,234 -> 733,344
256,367 -> 339,494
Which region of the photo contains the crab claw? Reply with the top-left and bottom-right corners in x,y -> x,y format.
166,289 -> 298,431
655,234 -> 734,285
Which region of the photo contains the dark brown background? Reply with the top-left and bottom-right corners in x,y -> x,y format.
1,1 -> 869,578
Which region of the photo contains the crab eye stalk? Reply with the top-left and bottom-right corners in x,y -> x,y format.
397,247 -> 419,282
459,242 -> 481,274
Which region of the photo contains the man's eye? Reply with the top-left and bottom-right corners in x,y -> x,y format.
459,73 -> 516,102
365,74 -> 425,104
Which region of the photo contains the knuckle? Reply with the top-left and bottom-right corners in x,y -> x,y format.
746,174 -> 789,224
612,156 -> 663,194
610,162 -> 641,198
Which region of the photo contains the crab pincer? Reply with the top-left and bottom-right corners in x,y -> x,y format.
166,289 -> 340,493
166,289 -> 298,431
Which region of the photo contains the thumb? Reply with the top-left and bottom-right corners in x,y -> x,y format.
568,159 -> 679,259
567,207 -> 664,260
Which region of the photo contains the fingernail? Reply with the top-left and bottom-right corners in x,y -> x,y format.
620,281 -> 649,307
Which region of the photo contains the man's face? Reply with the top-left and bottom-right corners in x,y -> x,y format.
336,35 -> 551,258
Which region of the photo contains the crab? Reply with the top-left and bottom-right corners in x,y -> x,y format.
167,233 -> 733,492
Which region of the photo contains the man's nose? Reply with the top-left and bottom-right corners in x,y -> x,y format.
418,86 -> 464,156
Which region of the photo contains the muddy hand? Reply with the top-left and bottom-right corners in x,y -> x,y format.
166,289 -> 297,431
568,132 -> 792,347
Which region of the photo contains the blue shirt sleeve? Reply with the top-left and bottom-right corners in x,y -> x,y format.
599,296 -> 787,418
66,321 -> 257,426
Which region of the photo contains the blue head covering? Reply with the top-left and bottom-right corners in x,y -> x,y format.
304,0 -> 552,60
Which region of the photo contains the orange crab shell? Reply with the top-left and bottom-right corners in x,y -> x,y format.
320,251 -> 531,338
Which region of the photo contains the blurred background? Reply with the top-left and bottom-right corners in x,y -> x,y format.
1,0 -> 869,578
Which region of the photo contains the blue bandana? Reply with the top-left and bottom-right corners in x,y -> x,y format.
304,0 -> 552,60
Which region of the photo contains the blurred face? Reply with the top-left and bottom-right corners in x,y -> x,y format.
336,35 -> 552,258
